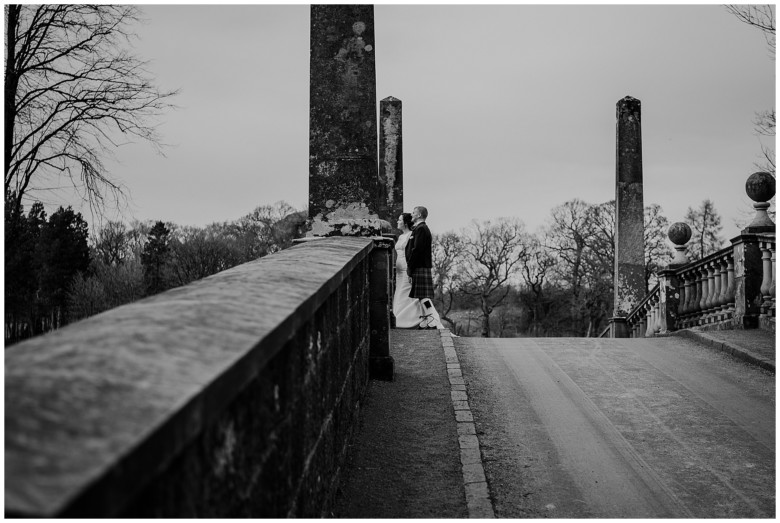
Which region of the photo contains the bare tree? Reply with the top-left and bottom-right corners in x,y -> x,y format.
545,199 -> 595,297
92,220 -> 130,266
726,5 -> 775,176
518,235 -> 556,336
684,199 -> 725,260
432,231 -> 464,331
459,217 -> 529,338
643,203 -> 673,289
4,5 -> 177,214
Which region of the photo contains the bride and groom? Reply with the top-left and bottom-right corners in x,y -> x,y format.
393,206 -> 445,330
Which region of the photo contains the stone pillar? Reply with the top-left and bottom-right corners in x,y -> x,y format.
609,96 -> 645,337
731,234 -> 765,328
309,5 -> 385,237
732,171 -> 775,329
368,237 -> 395,380
379,96 -> 403,230
742,172 -> 776,234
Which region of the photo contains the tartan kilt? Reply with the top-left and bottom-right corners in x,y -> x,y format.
409,267 -> 434,299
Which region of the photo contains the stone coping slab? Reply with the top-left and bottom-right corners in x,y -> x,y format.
5,238 -> 374,517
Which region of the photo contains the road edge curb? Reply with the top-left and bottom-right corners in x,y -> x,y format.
670,329 -> 775,374
439,329 -> 496,519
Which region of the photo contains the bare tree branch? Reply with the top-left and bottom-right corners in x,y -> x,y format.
725,4 -> 776,58
5,5 -> 178,215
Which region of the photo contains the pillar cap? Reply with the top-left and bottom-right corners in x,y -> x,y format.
745,171 -> 775,203
668,222 -> 692,246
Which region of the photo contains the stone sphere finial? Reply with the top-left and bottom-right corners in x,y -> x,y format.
667,222 -> 692,266
743,171 -> 776,233
668,222 -> 692,246
745,171 -> 775,203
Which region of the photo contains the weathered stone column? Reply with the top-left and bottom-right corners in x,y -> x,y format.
731,234 -> 765,328
309,5 -> 384,237
379,96 -> 403,229
609,96 -> 645,337
732,171 -> 776,329
369,237 -> 395,380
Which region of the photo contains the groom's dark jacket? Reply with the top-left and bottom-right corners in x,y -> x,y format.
405,221 -> 433,277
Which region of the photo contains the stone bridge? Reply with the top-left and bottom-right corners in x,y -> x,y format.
5,229 -> 774,517
5,5 -> 775,518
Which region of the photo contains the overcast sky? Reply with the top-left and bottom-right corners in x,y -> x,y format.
95,2 -> 774,242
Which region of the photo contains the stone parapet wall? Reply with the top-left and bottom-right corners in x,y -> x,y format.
5,237 -> 375,518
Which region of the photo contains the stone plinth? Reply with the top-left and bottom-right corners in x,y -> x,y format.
613,96 -> 646,323
379,96 -> 403,229
731,234 -> 766,328
309,5 -> 382,236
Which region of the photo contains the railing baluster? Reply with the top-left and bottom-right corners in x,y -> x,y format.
760,240 -> 773,315
694,266 -> 705,324
677,271 -> 687,318
710,261 -> 721,322
725,254 -> 736,313
770,242 -> 776,319
652,295 -> 661,334
683,269 -> 695,325
717,258 -> 729,314
644,301 -> 653,337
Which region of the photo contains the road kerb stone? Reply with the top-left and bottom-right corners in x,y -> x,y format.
451,390 -> 468,402
460,447 -> 481,465
462,463 -> 487,484
465,482 -> 493,518
464,481 -> 489,499
439,330 -> 496,519
457,422 -> 476,436
455,410 -> 474,423
458,434 -> 480,449
468,497 -> 494,519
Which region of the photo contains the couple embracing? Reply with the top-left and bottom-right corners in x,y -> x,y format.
393,206 -> 445,330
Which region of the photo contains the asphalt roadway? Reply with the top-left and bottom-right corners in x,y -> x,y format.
458,336 -> 775,518
334,330 -> 775,518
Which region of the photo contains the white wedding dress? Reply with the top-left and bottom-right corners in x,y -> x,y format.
394,231 -> 445,329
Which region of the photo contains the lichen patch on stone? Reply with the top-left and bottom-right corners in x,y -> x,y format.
307,202 -> 385,237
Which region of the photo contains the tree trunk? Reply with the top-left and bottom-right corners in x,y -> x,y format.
4,6 -> 20,191
481,296 -> 491,338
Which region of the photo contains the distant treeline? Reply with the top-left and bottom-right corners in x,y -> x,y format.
5,195 -> 724,344
5,199 -> 305,345
430,198 -> 724,338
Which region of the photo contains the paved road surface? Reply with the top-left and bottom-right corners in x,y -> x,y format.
456,336 -> 775,518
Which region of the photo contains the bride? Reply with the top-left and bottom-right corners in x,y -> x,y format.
393,213 -> 445,329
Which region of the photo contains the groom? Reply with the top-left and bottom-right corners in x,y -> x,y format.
405,206 -> 434,306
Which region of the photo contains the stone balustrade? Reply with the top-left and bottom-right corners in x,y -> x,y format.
5,236 -> 395,518
676,247 -> 736,328
626,284 -> 659,337
619,171 -> 775,336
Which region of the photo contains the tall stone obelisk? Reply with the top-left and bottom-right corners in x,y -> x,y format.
309,5 -> 385,237
610,96 -> 645,337
379,96 -> 403,229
